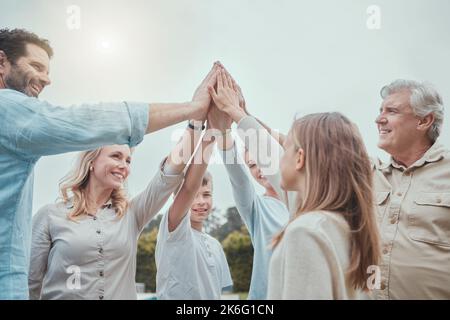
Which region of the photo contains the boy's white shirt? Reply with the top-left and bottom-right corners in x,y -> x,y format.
155,210 -> 233,300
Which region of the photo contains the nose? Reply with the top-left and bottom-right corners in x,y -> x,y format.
116,160 -> 130,174
196,196 -> 207,206
117,161 -> 129,172
40,74 -> 51,87
375,113 -> 387,125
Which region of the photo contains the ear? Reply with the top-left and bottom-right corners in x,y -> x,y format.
295,148 -> 305,171
417,113 -> 435,133
0,50 -> 9,74
89,160 -> 96,172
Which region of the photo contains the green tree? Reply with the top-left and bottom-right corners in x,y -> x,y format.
222,226 -> 254,293
211,207 -> 245,242
136,228 -> 158,292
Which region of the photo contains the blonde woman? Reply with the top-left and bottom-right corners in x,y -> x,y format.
267,112 -> 381,299
28,120 -> 205,300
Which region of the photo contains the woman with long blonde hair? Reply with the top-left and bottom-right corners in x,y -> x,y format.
28,119 -> 206,300
267,112 -> 381,299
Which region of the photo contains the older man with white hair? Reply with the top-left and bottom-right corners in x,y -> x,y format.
372,79 -> 450,299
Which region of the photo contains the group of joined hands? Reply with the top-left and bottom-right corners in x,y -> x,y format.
191,61 -> 250,135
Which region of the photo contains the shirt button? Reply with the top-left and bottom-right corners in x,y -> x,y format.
96,230 -> 101,234
99,248 -> 103,254
380,282 -> 387,290
397,192 -> 402,197
99,295 -> 104,300
383,248 -> 389,255
99,271 -> 104,277
93,216 -> 97,221
390,216 -> 397,224
436,198 -> 442,204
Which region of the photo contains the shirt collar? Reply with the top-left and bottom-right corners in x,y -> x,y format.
64,199 -> 113,210
377,142 -> 446,172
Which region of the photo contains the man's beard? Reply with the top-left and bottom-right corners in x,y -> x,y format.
3,65 -> 38,97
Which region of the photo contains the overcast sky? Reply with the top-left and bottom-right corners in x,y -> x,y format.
1,0 -> 449,217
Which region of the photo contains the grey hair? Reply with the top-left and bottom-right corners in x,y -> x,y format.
380,79 -> 444,142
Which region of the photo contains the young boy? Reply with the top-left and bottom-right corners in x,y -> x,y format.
155,125 -> 232,300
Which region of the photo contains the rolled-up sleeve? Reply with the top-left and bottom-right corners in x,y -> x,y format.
129,158 -> 184,233
0,90 -> 148,159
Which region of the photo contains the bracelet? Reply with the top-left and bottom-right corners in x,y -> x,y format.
188,121 -> 206,131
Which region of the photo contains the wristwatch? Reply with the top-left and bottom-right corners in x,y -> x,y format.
188,121 -> 206,131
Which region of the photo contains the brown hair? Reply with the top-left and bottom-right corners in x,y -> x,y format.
174,171 -> 213,197
273,112 -> 381,291
59,148 -> 129,221
201,171 -> 213,189
0,28 -> 53,64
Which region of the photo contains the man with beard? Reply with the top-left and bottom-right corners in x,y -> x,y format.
0,28 -> 218,299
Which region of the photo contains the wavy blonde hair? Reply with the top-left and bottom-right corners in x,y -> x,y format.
273,112 -> 381,291
59,148 -> 129,221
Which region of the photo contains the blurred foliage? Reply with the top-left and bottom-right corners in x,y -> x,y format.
136,228 -> 158,292
222,226 -> 254,292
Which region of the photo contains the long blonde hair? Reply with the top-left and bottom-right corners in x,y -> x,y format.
273,112 -> 381,291
59,148 -> 129,221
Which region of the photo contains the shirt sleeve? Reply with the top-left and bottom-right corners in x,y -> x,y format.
236,116 -> 290,210
129,157 -> 184,233
155,210 -> 192,264
0,90 -> 148,160
278,226 -> 334,299
219,142 -> 257,236
28,204 -> 53,300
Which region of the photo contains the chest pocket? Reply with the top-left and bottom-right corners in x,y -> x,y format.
375,191 -> 391,223
409,193 -> 450,246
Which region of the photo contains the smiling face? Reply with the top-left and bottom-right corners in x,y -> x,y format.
190,180 -> 213,225
375,90 -> 422,156
1,43 -> 51,97
244,150 -> 273,190
90,145 -> 132,190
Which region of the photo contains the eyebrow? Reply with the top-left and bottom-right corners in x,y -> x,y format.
380,105 -> 400,113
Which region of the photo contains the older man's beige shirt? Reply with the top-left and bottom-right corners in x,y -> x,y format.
373,142 -> 450,299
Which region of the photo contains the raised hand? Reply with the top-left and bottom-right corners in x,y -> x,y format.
208,70 -> 242,118
235,84 -> 249,115
191,63 -> 220,120
215,63 -> 248,115
207,102 -> 232,134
